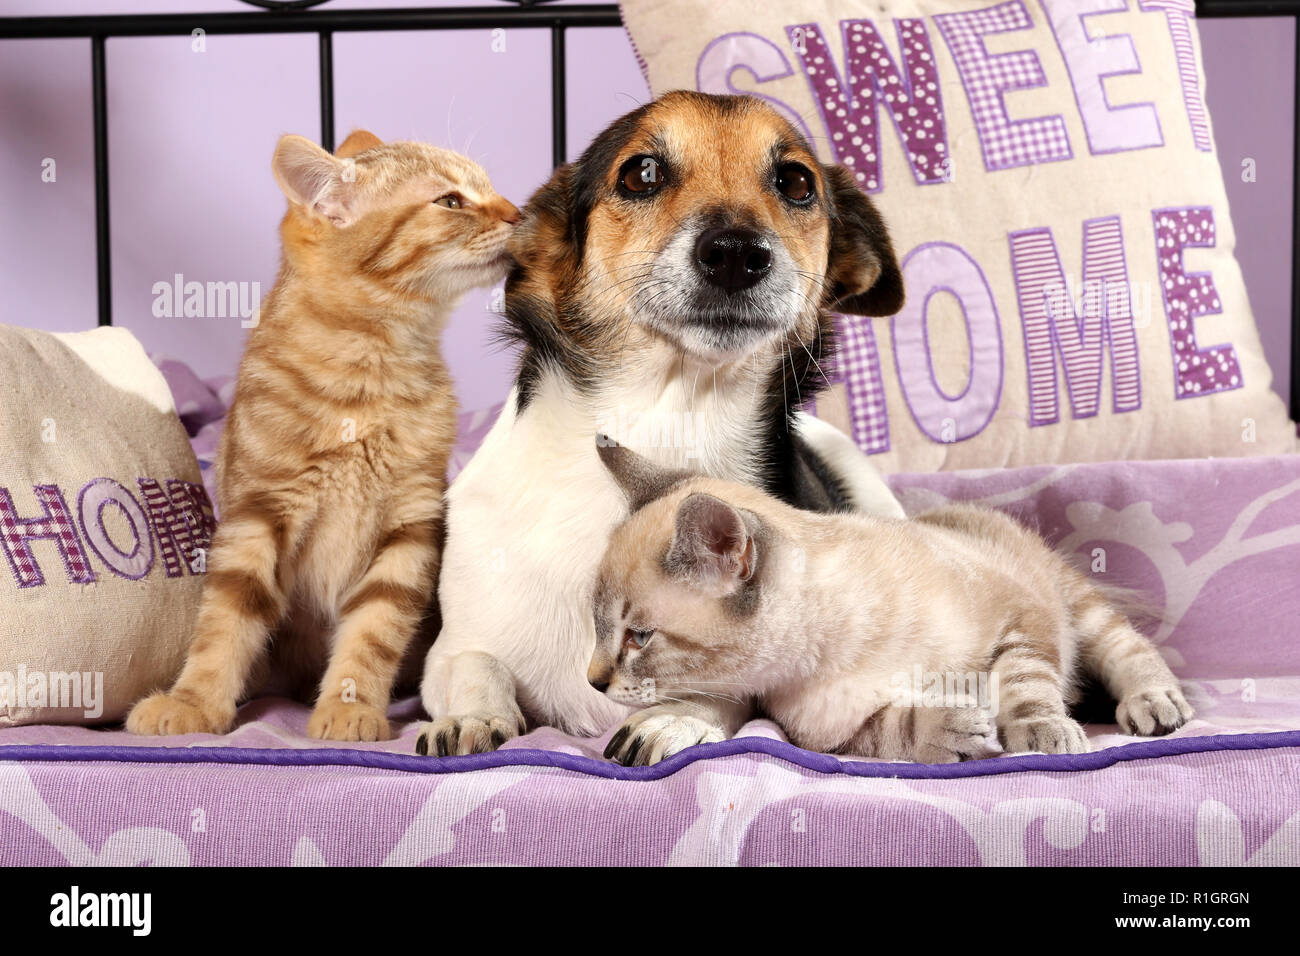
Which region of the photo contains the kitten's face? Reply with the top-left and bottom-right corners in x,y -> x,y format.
588,489 -> 766,708
273,131 -> 520,300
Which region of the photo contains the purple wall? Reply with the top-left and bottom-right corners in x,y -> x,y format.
1201,16 -> 1295,408
0,1 -> 1292,414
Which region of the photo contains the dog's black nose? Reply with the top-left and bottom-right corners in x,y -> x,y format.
694,227 -> 772,294
589,678 -> 610,693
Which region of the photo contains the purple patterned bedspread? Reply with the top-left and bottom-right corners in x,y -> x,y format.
1,363 -> 1296,865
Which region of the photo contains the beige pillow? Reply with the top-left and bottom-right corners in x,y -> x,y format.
0,324 -> 212,725
621,0 -> 1298,470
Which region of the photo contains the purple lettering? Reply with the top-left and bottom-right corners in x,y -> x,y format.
1044,0 -> 1163,154
0,485 -> 95,588
834,313 -> 892,454
1152,207 -> 1241,398
934,1 -> 1072,171
137,478 -> 215,578
78,478 -> 155,580
1010,217 -> 1143,425
1139,0 -> 1211,151
787,18 -> 949,192
892,242 -> 1004,443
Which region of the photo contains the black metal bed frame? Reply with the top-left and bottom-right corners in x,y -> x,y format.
2,0 -> 1298,415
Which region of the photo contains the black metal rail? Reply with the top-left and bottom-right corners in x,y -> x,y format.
0,0 -> 1297,415
0,1 -> 621,333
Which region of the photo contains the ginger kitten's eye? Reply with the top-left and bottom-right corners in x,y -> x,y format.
623,627 -> 654,651
433,192 -> 468,209
775,163 -> 814,204
617,155 -> 666,197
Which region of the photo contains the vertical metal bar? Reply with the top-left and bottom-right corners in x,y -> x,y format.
91,35 -> 111,326
551,24 -> 566,167
319,30 -> 334,151
1289,21 -> 1300,415
1292,18 -> 1300,416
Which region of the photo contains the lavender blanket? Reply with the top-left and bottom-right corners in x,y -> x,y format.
1,362 -> 1296,865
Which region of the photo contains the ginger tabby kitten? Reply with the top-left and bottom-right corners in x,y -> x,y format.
128,130 -> 518,741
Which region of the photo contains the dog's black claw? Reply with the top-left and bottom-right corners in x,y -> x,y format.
415,733 -> 429,756
604,726 -> 631,761
490,728 -> 507,749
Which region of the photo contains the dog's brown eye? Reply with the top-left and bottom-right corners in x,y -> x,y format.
775,164 -> 814,203
434,192 -> 466,209
618,155 -> 665,196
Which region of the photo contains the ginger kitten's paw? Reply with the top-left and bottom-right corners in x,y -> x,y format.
415,713 -> 525,756
126,692 -> 233,736
307,700 -> 390,742
604,711 -> 726,767
914,704 -> 999,763
1000,715 -> 1091,755
1117,688 -> 1193,737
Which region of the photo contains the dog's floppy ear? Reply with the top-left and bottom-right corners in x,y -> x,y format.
509,163 -> 581,278
596,437 -> 692,511
822,164 -> 905,316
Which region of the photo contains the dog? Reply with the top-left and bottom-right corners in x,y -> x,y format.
416,91 -> 905,765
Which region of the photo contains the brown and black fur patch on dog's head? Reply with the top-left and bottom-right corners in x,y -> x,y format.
503,90 -> 903,410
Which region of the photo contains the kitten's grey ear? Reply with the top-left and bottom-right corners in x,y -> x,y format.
596,436 -> 690,511
272,134 -> 360,227
668,493 -> 756,593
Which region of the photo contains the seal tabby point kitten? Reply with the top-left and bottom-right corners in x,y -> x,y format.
128,130 -> 519,741
588,441 -> 1192,764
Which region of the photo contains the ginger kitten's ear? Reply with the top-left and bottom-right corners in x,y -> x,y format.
335,129 -> 382,159
668,493 -> 756,593
596,437 -> 691,511
272,134 -> 361,227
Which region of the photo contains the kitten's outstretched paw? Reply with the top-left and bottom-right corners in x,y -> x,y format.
308,700 -> 390,741
1117,688 -> 1193,737
126,692 -> 233,736
1000,715 -> 1090,755
915,704 -> 999,763
605,711 -> 725,767
415,713 -> 526,756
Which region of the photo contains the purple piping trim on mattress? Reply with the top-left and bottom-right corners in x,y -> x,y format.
1,730 -> 1298,781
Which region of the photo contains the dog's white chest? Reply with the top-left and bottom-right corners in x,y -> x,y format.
426,364 -> 767,735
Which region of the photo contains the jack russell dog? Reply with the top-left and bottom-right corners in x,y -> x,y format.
416,91 -> 906,765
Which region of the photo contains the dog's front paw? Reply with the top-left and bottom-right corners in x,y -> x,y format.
415,712 -> 526,756
1116,687 -> 1193,737
604,711 -> 725,767
308,700 -> 390,741
1000,714 -> 1090,755
914,704 -> 998,763
126,692 -> 233,736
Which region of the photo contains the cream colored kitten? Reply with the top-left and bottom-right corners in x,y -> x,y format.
588,441 -> 1192,764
